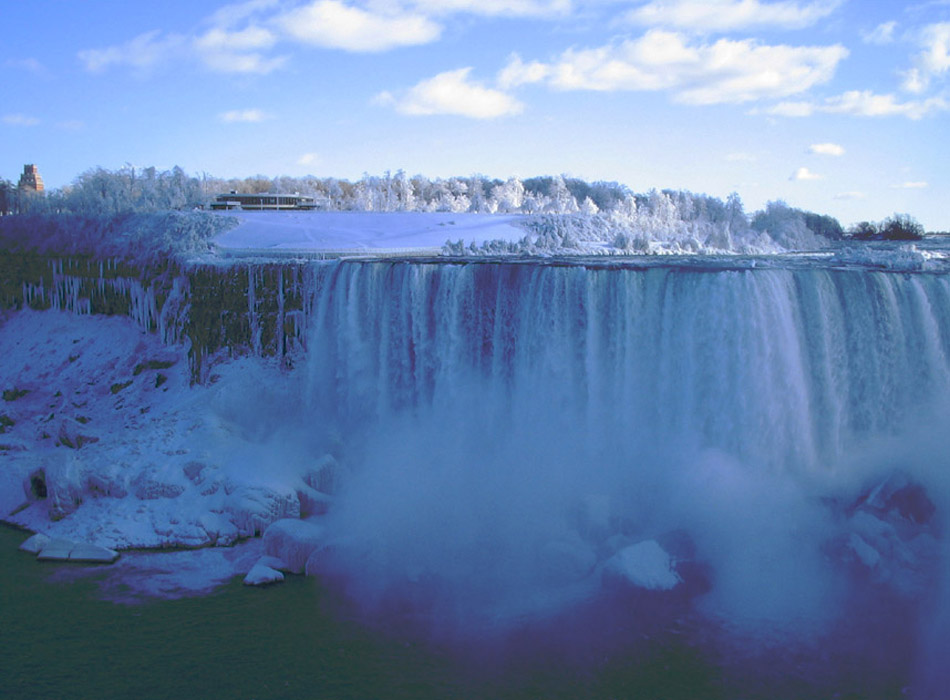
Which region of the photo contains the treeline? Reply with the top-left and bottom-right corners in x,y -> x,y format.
0,165 -> 926,256
0,211 -> 235,264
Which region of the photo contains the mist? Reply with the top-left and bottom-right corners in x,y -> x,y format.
291,259 -> 950,678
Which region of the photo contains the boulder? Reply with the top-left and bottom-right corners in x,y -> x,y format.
68,543 -> 119,563
263,519 -> 325,574
604,540 -> 681,591
132,468 -> 186,500
34,537 -> 118,563
296,483 -> 332,517
18,533 -> 51,554
244,557 -> 286,586
305,454 -> 343,495
57,418 -> 99,449
36,538 -> 77,561
228,484 -> 300,538
854,472 -> 936,525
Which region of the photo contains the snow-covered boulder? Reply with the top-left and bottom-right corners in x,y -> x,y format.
296,483 -> 332,517
18,532 -> 51,554
604,540 -> 682,591
34,537 -> 118,563
263,518 -> 325,574
304,454 -> 344,495
244,556 -> 286,586
57,418 -> 99,449
228,484 -> 300,538
68,542 -> 120,563
132,466 -> 187,500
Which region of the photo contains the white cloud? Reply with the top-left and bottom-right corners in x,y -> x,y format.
897,22 -> 950,93
379,68 -> 524,118
195,25 -> 277,52
2,114 -> 40,127
5,58 -> 48,76
808,142 -> 844,156
790,166 -> 823,180
919,22 -> 950,74
768,90 -> 950,119
297,152 -> 320,166
622,0 -> 843,32
201,51 -> 287,74
891,181 -> 929,189
275,1 -> 441,52
410,0 -> 571,17
209,0 -> 282,29
862,21 -> 897,45
78,30 -> 188,73
766,100 -> 814,116
833,191 -> 866,200
219,109 -> 273,123
499,31 -> 847,105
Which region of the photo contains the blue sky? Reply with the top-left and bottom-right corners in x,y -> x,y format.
2,0 -> 949,228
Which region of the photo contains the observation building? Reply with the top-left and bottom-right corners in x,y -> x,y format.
210,191 -> 318,211
18,164 -> 44,192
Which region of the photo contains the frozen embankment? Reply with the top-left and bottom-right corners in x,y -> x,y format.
0,306 -> 348,596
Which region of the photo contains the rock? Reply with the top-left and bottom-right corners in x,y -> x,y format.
183,461 -> 207,483
57,418 -> 99,449
132,468 -> 186,500
36,538 -> 77,561
296,483 -> 332,517
854,472 -> 936,525
68,543 -> 119,563
847,533 -> 882,569
305,454 -> 343,494
228,484 -> 300,538
263,518 -> 325,574
35,537 -> 118,563
244,559 -> 285,586
198,512 -> 240,546
604,540 -> 681,591
18,533 -> 51,554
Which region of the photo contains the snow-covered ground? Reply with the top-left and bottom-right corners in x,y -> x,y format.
0,309 -> 331,595
213,211 -> 526,253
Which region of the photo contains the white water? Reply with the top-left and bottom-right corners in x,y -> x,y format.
298,259 -> 950,662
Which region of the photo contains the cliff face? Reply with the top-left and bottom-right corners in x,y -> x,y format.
0,254 -> 312,381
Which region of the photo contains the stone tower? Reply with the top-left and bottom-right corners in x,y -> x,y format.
18,164 -> 44,192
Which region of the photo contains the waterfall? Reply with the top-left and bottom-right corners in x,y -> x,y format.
306,260 -> 950,474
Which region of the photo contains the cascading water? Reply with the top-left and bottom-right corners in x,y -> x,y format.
298,258 -> 950,691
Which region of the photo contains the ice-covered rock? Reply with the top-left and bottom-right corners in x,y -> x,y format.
854,472 -> 936,525
305,454 -> 343,494
296,483 -> 332,517
42,458 -> 87,520
36,538 -> 75,560
263,518 -> 325,574
132,466 -> 187,500
846,533 -> 882,569
228,484 -> 300,538
33,537 -> 117,562
57,418 -> 99,449
244,556 -> 286,586
68,542 -> 120,563
604,540 -> 681,591
18,532 -> 51,554
198,512 -> 240,547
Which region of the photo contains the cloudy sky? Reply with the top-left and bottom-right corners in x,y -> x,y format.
3,0 -> 949,228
